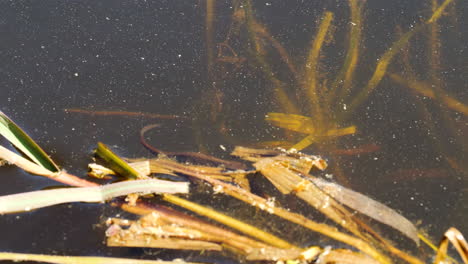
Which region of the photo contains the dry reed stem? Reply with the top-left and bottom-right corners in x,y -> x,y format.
0,252 -> 204,264
107,215 -> 223,251
433,227 -> 468,264
148,158 -> 391,264
121,203 -> 271,254
162,194 -> 296,249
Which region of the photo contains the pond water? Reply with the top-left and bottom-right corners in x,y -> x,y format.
0,1 -> 467,263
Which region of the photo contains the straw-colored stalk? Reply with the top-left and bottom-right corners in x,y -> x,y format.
162,194 -> 296,249
0,252 -> 203,264
433,227 -> 468,264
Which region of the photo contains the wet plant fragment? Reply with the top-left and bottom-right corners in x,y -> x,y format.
0,252 -> 203,264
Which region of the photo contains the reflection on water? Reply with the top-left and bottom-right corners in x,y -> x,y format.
0,0 -> 466,263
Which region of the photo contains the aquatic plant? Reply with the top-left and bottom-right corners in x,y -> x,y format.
1,110 -> 467,263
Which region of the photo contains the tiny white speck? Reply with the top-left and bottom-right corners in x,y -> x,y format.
105,17 -> 110,20
219,145 -> 226,151
178,54 -> 182,58
140,57 -> 145,60
265,2 -> 271,6
74,73 -> 79,77
373,157 -> 378,160
343,104 -> 347,110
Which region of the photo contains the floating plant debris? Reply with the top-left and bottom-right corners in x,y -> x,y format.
1,0 -> 466,262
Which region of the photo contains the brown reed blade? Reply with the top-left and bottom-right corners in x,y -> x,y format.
311,177 -> 419,245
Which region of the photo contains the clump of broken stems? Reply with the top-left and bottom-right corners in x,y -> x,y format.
97,146 -> 468,263
0,112 -> 466,263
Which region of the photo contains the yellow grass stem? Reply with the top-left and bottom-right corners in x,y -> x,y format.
206,0 -> 215,79
343,0 -> 455,120
265,112 -> 317,134
0,252 -> 202,264
389,74 -> 468,115
201,178 -> 392,264
345,27 -> 419,118
427,0 -> 455,23
291,125 -> 356,151
162,194 -> 296,249
272,78 -> 301,114
304,11 -> 334,119
429,0 -> 442,77
330,0 -> 363,105
291,134 -> 317,151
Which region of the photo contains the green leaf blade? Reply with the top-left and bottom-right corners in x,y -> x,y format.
95,142 -> 143,180
0,111 -> 59,172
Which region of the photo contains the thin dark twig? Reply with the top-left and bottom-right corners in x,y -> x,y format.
64,108 -> 186,120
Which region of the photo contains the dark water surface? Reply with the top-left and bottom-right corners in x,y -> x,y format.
0,1 -> 467,263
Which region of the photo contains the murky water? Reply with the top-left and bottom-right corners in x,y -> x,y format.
0,1 -> 467,263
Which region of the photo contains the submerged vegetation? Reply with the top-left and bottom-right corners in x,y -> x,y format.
204,0 -> 466,173
0,0 -> 467,263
